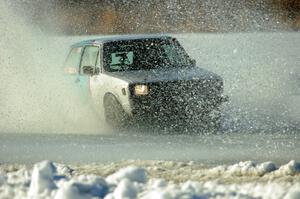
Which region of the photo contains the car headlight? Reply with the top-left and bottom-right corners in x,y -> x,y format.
134,84 -> 149,96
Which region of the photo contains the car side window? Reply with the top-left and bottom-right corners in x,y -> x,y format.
110,51 -> 134,70
80,46 -> 99,75
64,47 -> 82,74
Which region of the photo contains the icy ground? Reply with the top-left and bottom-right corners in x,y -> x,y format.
1,160 -> 300,199
1,133 -> 300,164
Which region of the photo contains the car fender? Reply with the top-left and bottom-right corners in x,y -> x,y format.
103,92 -> 131,115
99,73 -> 132,115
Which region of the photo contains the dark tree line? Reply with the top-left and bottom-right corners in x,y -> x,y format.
11,0 -> 300,34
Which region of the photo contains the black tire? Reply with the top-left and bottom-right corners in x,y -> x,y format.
104,94 -> 129,129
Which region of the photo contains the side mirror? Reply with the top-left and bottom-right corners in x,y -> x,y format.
82,66 -> 94,76
95,67 -> 100,74
191,59 -> 196,66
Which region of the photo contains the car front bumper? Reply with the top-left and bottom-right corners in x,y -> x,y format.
131,94 -> 228,117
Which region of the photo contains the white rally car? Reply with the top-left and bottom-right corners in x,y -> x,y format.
64,35 -> 228,130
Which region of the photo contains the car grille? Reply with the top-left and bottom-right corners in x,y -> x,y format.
149,79 -> 222,100
131,79 -> 223,114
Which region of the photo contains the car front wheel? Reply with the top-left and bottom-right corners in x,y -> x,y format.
104,95 -> 129,130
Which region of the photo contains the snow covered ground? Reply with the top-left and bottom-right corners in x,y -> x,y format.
1,133 -> 300,198
1,160 -> 300,199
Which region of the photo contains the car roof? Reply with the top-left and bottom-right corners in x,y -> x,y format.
71,34 -> 173,48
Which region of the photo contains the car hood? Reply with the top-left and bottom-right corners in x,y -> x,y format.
107,67 -> 222,83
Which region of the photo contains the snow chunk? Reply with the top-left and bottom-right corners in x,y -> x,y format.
54,162 -> 74,177
276,160 -> 300,176
54,181 -> 85,199
55,175 -> 108,199
150,179 -> 167,189
0,173 -> 5,186
28,161 -> 58,196
284,191 -> 300,199
257,161 -> 277,174
141,183 -> 213,199
228,161 -> 257,175
140,189 -> 173,199
106,166 -> 147,185
181,181 -> 202,193
6,168 -> 31,185
113,179 -> 137,199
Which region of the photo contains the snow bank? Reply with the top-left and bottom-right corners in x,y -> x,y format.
275,160 -> 300,176
1,160 -> 300,199
209,161 -> 277,176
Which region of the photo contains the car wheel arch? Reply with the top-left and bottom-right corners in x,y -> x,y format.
103,92 -> 123,109
103,92 -> 130,129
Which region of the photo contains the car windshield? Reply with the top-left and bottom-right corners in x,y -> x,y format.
103,38 -> 193,72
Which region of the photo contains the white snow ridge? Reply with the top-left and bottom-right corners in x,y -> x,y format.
1,160 -> 300,199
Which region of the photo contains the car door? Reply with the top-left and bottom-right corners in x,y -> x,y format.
64,46 -> 83,77
76,45 -> 100,103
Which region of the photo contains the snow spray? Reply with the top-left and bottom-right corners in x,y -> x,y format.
0,1 -> 105,134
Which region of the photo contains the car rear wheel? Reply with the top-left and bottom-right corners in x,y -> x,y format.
104,95 -> 129,130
